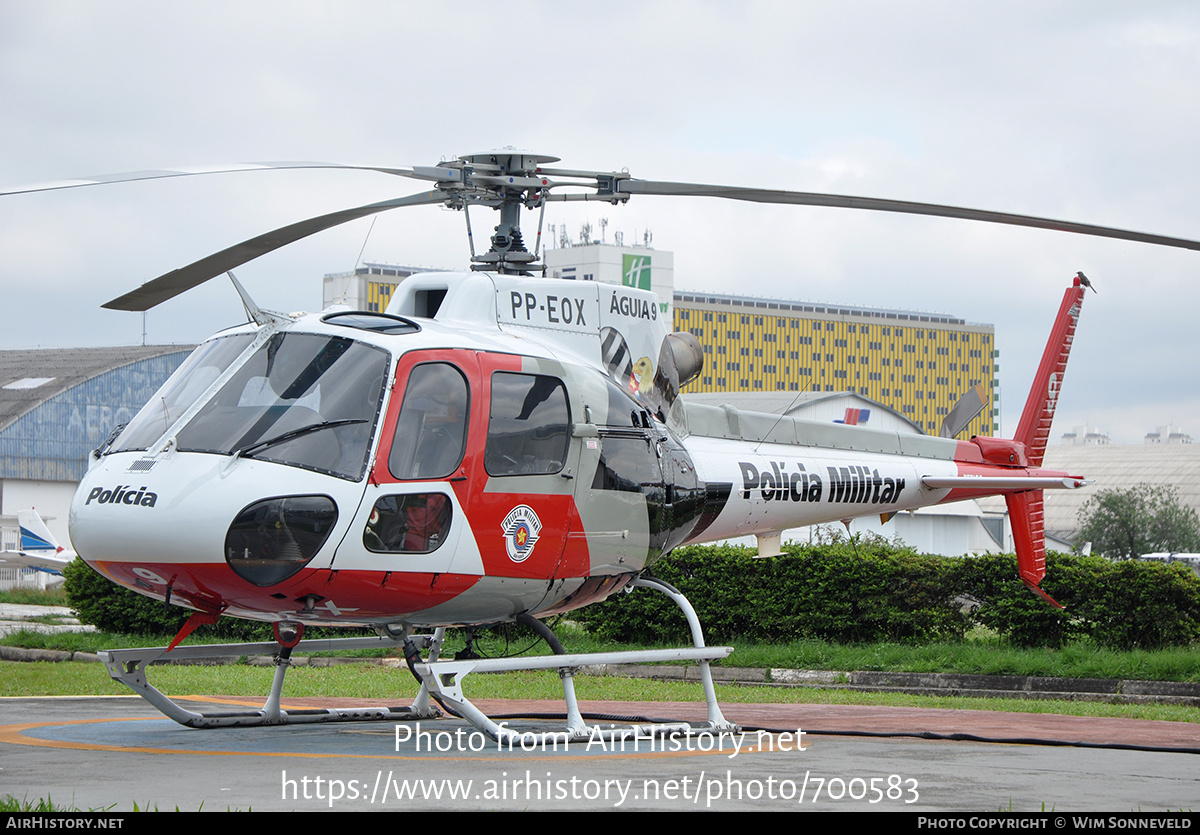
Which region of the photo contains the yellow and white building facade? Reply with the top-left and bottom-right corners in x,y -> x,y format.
672,291 -> 997,438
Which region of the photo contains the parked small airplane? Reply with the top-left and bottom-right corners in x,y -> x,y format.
0,509 -> 74,585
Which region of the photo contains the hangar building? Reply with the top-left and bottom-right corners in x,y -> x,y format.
0,345 -> 192,556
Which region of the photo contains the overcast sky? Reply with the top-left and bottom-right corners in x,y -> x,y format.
2,1 -> 1198,443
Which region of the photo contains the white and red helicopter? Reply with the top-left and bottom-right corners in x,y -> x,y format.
10,149 -> 1200,740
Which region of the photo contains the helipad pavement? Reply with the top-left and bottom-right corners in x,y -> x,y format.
0,695 -> 1196,811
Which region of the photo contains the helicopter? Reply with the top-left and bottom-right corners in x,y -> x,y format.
11,148 -> 1200,740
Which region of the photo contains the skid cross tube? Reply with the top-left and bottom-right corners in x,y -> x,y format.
416,645 -> 733,744
414,578 -> 738,744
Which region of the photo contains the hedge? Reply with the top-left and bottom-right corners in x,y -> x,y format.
573,541 -> 1200,650
573,539 -> 969,645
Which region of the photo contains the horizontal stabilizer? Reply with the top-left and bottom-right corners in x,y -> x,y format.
921,475 -> 1087,491
0,552 -> 69,573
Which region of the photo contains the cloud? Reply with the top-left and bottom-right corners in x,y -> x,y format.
2,0 -> 1197,442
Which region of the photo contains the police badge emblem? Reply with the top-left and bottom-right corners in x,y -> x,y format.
501,504 -> 542,562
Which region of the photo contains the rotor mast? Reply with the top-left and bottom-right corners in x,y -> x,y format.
460,150 -> 550,274
444,149 -> 630,275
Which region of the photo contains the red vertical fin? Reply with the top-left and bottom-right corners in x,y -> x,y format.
1013,277 -> 1087,467
1004,275 -> 1086,608
1006,490 -> 1063,607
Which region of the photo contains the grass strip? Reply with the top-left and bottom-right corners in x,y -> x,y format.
5,627 -> 1198,682
3,661 -> 1198,724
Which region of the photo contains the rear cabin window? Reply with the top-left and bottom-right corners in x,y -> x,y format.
485,372 -> 569,476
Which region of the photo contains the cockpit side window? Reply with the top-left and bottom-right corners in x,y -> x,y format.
363,494 -> 452,554
388,363 -> 469,480
484,372 -> 570,476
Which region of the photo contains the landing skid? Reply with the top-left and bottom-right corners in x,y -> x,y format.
99,577 -> 738,741
98,633 -> 445,728
416,645 -> 734,745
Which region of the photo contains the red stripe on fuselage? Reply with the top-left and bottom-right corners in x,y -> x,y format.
91,560 -> 479,623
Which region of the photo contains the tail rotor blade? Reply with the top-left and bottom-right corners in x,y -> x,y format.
940,383 -> 989,439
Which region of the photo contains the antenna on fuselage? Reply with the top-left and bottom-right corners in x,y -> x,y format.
227,271 -> 290,327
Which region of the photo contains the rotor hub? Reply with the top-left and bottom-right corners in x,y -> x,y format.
457,148 -> 561,175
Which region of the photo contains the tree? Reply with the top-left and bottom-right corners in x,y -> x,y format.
1077,484 -> 1200,559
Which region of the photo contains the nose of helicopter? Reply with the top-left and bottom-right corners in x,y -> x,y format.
69,450 -> 362,611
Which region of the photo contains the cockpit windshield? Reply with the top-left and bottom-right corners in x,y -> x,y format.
114,333 -> 256,453
173,332 -> 389,480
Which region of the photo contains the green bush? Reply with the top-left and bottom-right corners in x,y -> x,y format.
952,552 -> 1083,647
574,537 -> 968,645
574,542 -> 1200,651
954,552 -> 1200,650
1076,559 -> 1200,649
741,541 -> 966,644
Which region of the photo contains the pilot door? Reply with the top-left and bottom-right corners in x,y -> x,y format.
331,350 -> 485,618
335,350 -> 580,609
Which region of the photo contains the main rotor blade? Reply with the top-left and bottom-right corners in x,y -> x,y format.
102,190 -> 445,311
620,180 -> 1200,252
2,162 -> 422,197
